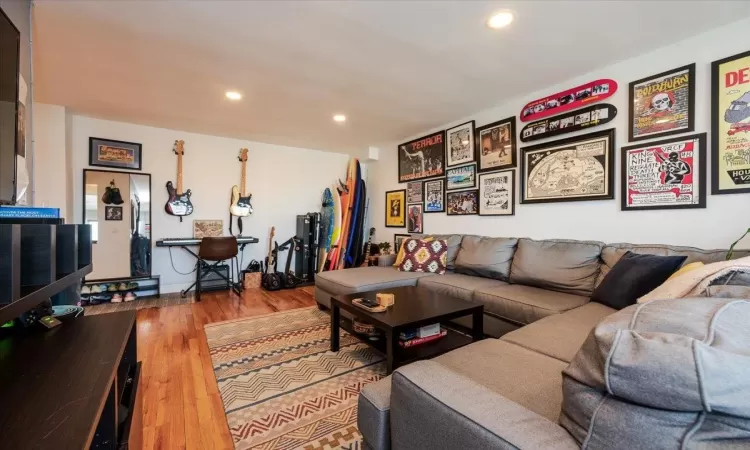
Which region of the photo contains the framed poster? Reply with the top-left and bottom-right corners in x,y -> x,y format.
398,131 -> 445,182
476,117 -> 516,172
446,164 -> 476,190
105,206 -> 123,221
394,234 -> 411,253
520,104 -> 617,143
446,121 -> 476,167
446,189 -> 479,215
520,128 -> 615,204
520,79 -> 617,122
89,137 -> 143,170
424,179 -> 445,213
407,204 -> 424,233
479,170 -> 515,216
628,64 -> 695,142
406,181 -> 423,204
621,133 -> 706,211
385,189 -> 406,227
711,50 -> 750,195
193,220 -> 224,238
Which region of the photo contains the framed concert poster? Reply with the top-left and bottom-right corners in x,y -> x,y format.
520,128 -> 615,204
89,137 -> 143,170
446,189 -> 479,216
398,131 -> 446,182
475,117 -> 517,172
407,204 -> 424,233
385,189 -> 406,228
424,179 -> 445,213
621,133 -> 706,211
446,121 -> 475,167
406,181 -> 423,204
711,50 -> 750,195
446,164 -> 476,191
628,64 -> 695,142
478,170 -> 515,216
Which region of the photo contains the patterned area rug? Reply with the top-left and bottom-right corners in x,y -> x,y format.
205,307 -> 386,450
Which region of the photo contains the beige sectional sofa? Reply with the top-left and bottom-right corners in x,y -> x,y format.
313,234 -> 749,450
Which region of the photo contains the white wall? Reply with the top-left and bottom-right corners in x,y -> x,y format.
370,17 -> 750,251
31,103 -> 67,217
34,111 -> 352,292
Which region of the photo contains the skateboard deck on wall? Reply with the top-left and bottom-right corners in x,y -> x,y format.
519,79 -> 618,122
520,104 -> 618,142
317,188 -> 334,272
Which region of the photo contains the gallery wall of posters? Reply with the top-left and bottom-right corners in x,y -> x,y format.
446,121 -> 475,167
628,64 -> 695,142
446,190 -> 478,215
520,104 -> 617,143
478,170 -> 515,216
406,181 -> 423,204
520,129 -> 615,204
446,164 -> 476,190
475,117 -> 516,172
424,179 -> 445,213
398,131 -> 446,182
711,50 -> 750,195
621,133 -> 706,211
385,189 -> 406,227
407,204 -> 424,233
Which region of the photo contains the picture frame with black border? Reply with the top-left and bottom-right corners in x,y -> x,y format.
478,170 -> 515,216
520,128 -> 615,204
621,133 -> 706,211
711,50 -> 750,195
406,204 -> 424,233
446,120 -> 476,167
446,189 -> 479,216
394,234 -> 411,254
89,137 -> 143,171
628,63 -> 695,142
423,178 -> 446,213
397,131 -> 446,183
384,189 -> 406,228
446,163 -> 477,191
475,117 -> 517,173
406,181 -> 423,204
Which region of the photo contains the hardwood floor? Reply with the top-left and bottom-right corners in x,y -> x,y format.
130,286 -> 317,449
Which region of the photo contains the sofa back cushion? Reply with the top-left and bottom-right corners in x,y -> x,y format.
454,236 -> 518,281
596,243 -> 750,287
509,238 -> 603,297
560,298 -> 750,447
411,234 -> 463,270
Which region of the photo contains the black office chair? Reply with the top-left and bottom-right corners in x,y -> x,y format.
196,237 -> 240,301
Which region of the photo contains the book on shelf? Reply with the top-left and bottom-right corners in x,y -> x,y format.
399,323 -> 441,341
399,328 -> 447,348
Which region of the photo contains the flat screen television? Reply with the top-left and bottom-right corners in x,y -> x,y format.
0,7 -> 20,205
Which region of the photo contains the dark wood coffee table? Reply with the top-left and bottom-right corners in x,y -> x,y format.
330,286 -> 484,374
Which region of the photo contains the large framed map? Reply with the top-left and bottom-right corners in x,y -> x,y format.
520,129 -> 615,204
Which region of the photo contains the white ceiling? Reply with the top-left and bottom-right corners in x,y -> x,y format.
33,1 -> 750,155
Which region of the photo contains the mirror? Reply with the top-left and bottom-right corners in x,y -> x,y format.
83,169 -> 151,279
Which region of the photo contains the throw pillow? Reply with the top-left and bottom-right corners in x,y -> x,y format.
394,236 -> 433,267
398,239 -> 447,274
667,261 -> 704,280
591,251 -> 687,310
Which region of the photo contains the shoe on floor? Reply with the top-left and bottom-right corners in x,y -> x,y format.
124,292 -> 136,302
89,295 -> 109,305
81,285 -> 91,294
112,293 -> 123,303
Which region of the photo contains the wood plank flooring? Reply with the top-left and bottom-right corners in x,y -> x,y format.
130,286 -> 317,449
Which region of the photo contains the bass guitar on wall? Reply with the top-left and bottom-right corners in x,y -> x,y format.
165,140 -> 194,221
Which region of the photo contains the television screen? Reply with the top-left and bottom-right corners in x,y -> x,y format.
0,8 -> 20,205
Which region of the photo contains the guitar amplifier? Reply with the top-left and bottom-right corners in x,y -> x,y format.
198,263 -> 230,292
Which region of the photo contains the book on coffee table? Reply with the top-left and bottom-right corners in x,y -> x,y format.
399,323 -> 441,341
399,328 -> 447,348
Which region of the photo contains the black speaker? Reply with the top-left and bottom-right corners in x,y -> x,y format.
198,263 -> 230,292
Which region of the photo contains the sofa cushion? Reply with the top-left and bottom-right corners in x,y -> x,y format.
314,266 -> 434,296
473,284 -> 589,325
501,302 -> 615,363
433,339 -> 568,422
454,236 -> 518,281
509,238 -> 603,296
595,243 -> 750,287
358,376 -> 392,450
412,234 -> 463,270
417,273 -> 508,301
398,239 -> 447,274
561,298 -> 750,447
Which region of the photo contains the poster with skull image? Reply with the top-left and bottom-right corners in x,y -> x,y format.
629,64 -> 695,141
621,133 -> 706,211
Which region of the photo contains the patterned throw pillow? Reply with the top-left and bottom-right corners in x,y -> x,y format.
398,239 -> 448,274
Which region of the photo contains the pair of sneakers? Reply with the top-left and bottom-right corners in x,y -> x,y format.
111,292 -> 137,303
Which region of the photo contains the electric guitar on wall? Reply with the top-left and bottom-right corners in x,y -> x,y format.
360,227 -> 376,267
165,140 -> 194,220
230,148 -> 253,217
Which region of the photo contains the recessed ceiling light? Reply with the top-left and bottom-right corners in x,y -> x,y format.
487,11 -> 514,29
225,91 -> 242,100
333,114 -> 347,123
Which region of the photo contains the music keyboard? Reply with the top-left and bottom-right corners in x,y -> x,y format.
156,236 -> 259,247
